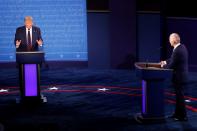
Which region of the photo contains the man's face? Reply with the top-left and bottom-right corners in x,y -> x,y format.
25,19 -> 33,29
169,35 -> 176,47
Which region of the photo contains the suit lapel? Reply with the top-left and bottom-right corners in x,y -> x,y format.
32,26 -> 35,46
22,26 -> 27,44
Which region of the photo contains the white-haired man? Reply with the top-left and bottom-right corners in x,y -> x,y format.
160,33 -> 188,121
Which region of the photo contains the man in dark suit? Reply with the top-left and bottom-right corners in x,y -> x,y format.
14,16 -> 49,69
160,33 -> 188,121
14,16 -> 43,51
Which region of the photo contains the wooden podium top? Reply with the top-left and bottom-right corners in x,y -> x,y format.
135,62 -> 172,71
135,62 -> 173,80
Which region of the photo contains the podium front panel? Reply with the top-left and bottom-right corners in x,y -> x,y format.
134,62 -> 172,122
24,64 -> 38,96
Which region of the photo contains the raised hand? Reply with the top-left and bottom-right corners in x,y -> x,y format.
36,39 -> 43,46
16,40 -> 21,47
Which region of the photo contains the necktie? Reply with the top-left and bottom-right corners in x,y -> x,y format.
27,29 -> 32,51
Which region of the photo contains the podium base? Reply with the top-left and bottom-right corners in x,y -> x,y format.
16,94 -> 47,105
134,113 -> 166,124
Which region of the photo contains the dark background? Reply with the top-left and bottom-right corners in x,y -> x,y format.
87,0 -> 197,17
86,0 -> 197,71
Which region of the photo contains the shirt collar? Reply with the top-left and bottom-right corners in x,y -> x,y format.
26,27 -> 32,31
174,43 -> 181,50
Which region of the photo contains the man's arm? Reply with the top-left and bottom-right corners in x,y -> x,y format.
164,52 -> 178,69
36,28 -> 43,47
14,28 -> 21,48
38,28 -> 43,41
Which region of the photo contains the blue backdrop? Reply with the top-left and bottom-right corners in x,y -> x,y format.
0,0 -> 87,62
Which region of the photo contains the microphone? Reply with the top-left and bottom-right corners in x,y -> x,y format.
145,46 -> 162,68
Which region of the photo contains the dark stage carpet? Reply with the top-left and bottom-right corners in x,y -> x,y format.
0,67 -> 196,131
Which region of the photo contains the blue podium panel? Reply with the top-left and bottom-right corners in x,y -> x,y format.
16,52 -> 44,104
24,64 -> 38,97
142,80 -> 165,117
135,62 -> 172,123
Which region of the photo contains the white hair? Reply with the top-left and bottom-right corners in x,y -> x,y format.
170,33 -> 181,43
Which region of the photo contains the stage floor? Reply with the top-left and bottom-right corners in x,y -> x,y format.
0,68 -> 196,131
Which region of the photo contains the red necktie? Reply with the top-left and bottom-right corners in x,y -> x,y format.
27,29 -> 32,51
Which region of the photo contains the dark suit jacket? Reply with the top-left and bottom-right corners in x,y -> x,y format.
14,26 -> 43,52
164,44 -> 188,84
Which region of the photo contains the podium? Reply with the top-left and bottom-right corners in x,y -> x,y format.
16,51 -> 46,104
134,62 -> 172,123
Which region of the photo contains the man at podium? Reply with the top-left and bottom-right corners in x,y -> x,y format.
160,33 -> 188,121
14,16 -> 47,103
14,16 -> 43,51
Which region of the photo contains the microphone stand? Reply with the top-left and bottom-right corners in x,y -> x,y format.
146,59 -> 148,68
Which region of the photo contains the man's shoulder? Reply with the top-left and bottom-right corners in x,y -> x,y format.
177,44 -> 187,51
174,44 -> 188,55
32,26 -> 41,30
16,26 -> 25,30
32,26 -> 41,33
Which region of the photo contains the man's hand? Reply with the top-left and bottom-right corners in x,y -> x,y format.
160,61 -> 167,68
36,39 -> 43,46
16,40 -> 21,48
